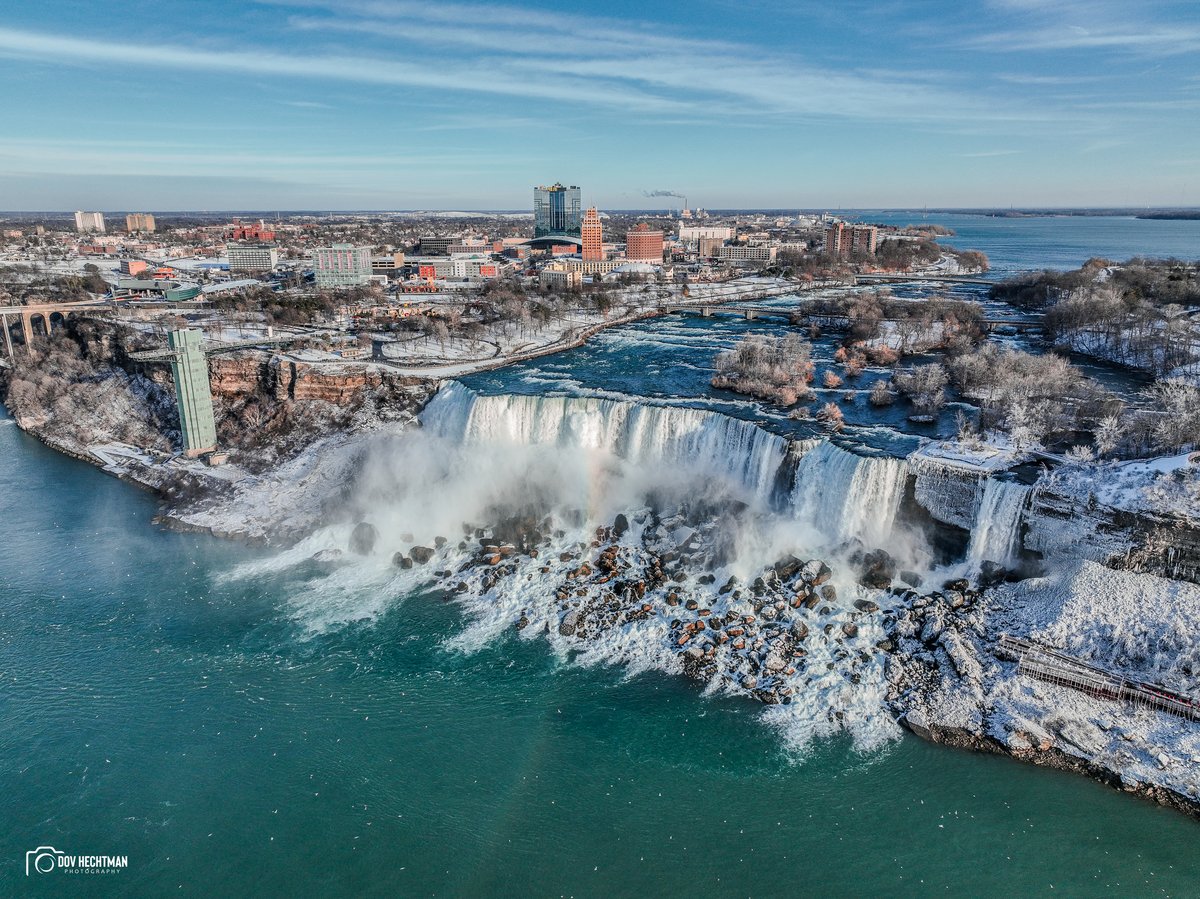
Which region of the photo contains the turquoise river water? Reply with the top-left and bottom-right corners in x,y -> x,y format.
2,214 -> 1200,896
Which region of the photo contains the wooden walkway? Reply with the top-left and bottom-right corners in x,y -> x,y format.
998,635 -> 1200,722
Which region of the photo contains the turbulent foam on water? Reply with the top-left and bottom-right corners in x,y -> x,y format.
228,382 -> 930,751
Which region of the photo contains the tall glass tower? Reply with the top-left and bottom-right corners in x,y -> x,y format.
533,183 -> 582,238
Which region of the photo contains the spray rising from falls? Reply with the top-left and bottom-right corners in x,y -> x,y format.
423,381 -> 793,507
966,479 -> 1031,568
230,383 -> 939,753
422,383 -> 916,555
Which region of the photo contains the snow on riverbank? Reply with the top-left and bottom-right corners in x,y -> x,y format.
168,428 -> 396,543
1042,453 -> 1200,519
893,560 -> 1200,810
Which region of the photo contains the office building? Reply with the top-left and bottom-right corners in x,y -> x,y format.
698,237 -> 725,258
679,225 -> 734,242
418,236 -> 454,255
581,206 -> 603,261
625,223 -> 665,264
448,240 -> 491,255
539,268 -> 583,290
562,258 -> 623,275
824,223 -> 878,258
716,245 -> 777,262
534,183 -> 582,238
449,254 -> 500,279
126,213 -> 156,233
74,211 -> 106,234
228,219 -> 275,242
227,243 -> 279,273
314,244 -> 372,287
371,253 -> 406,275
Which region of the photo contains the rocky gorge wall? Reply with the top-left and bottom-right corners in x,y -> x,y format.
1024,487 -> 1200,584
906,452 -> 1200,585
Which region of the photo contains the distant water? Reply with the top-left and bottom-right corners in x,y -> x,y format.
862,211 -> 1200,275
4,215 -> 1200,895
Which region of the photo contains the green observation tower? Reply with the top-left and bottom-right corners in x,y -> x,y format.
166,328 -> 218,456
129,326 -> 302,458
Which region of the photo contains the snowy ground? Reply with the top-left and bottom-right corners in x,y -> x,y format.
1042,453 -> 1200,519
892,560 -> 1200,809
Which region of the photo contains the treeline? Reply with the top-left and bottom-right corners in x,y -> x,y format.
805,291 -> 984,355
992,258 -> 1200,375
887,345 -> 1200,458
874,239 -> 989,273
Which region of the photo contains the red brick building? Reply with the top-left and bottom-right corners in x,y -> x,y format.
625,223 -> 664,264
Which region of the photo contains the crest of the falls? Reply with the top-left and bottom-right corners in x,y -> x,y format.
421,381 -> 790,504
421,382 -> 919,550
789,441 -> 909,548
966,478 -> 1030,568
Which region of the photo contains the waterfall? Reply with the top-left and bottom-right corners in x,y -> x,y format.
966,478 -> 1030,568
422,382 -> 914,548
789,442 -> 909,548
421,382 -> 790,505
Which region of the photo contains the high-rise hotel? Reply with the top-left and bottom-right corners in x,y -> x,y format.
533,183 -> 582,239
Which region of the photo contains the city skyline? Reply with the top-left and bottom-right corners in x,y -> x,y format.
0,0 -> 1197,210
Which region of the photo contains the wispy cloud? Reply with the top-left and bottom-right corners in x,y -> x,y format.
0,27 -> 681,112
0,2 -> 1070,130
972,0 -> 1200,55
996,73 -> 1109,86
272,0 -> 1066,125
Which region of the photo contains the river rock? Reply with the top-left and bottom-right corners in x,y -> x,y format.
613,513 -> 630,538
349,522 -> 379,555
979,560 -> 1007,587
410,545 -> 435,564
803,560 -> 833,585
774,554 -> 804,580
559,610 -> 580,637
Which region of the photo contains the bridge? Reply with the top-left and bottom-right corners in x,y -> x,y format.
662,301 -> 1043,332
0,299 -> 113,358
854,273 -> 996,287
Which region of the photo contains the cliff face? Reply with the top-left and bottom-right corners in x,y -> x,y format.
270,358 -> 386,404
209,354 -> 269,396
1025,487 -> 1200,583
905,454 -> 1200,585
1,318 -> 439,479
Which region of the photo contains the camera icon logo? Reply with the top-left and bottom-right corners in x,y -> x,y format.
26,846 -> 63,876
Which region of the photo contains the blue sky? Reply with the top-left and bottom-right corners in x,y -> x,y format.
0,0 -> 1197,210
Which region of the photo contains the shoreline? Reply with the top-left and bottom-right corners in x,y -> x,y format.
7,396 -> 1200,820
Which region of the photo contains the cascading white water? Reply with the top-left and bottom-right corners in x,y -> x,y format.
789,441 -> 910,548
422,381 -> 790,504
966,478 -> 1030,567
423,382 -> 915,550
